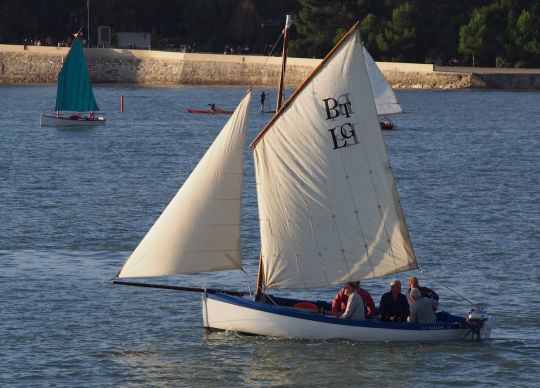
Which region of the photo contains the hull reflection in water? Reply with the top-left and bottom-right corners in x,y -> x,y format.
203,293 -> 491,342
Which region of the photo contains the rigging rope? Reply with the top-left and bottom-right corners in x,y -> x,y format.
418,267 -> 479,307
248,30 -> 285,90
240,267 -> 253,296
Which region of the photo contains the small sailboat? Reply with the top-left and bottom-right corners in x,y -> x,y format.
363,47 -> 402,130
40,35 -> 105,127
113,21 -> 490,342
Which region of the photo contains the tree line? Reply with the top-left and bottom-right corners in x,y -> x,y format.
0,0 -> 538,67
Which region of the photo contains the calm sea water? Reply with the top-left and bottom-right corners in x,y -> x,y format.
1,85 -> 539,387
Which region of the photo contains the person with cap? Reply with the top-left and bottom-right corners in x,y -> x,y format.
332,281 -> 376,318
406,276 -> 439,310
379,279 -> 409,322
339,282 -> 365,320
408,288 -> 436,324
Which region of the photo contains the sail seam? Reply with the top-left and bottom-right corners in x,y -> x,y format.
337,146 -> 375,279
321,177 -> 353,281
309,216 -> 331,285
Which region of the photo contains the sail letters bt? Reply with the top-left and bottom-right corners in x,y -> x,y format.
323,93 -> 359,149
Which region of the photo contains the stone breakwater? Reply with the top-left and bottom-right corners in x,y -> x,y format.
0,44 -> 538,88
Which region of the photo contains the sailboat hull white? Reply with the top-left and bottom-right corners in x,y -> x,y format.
202,293 -> 490,342
40,114 -> 106,127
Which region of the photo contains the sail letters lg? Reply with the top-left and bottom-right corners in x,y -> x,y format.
324,93 -> 359,150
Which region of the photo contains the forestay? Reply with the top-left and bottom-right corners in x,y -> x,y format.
55,37 -> 100,112
253,28 -> 416,289
363,47 -> 403,115
118,92 -> 251,278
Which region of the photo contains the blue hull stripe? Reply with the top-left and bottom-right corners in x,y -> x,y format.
208,292 -> 462,331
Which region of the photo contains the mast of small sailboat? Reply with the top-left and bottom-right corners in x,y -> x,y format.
255,15 -> 292,301
275,15 -> 292,111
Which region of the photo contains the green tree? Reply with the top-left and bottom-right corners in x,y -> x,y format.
511,8 -> 540,66
458,8 -> 487,66
290,0 -> 358,58
376,2 -> 417,61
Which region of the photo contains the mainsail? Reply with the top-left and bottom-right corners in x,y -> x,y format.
55,36 -> 100,112
117,92 -> 251,278
363,47 -> 403,115
252,27 -> 417,289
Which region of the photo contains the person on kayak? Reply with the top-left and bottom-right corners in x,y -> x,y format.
208,103 -> 218,111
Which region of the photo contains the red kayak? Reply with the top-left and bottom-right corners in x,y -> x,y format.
187,109 -> 234,115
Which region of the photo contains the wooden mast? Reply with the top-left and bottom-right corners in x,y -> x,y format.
275,15 -> 292,111
254,253 -> 264,300
255,15 -> 292,301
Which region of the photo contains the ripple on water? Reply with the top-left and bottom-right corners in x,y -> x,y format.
1,87 -> 539,386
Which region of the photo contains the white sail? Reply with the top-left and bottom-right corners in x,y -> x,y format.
118,92 -> 251,278
363,47 -> 403,115
252,29 -> 416,289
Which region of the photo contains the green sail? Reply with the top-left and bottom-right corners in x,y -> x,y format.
55,37 -> 100,112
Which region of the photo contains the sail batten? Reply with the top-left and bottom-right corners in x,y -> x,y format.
253,27 -> 416,290
55,37 -> 100,112
117,92 -> 251,278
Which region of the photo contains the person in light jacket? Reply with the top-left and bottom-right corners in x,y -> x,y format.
340,282 -> 365,320
408,288 -> 436,324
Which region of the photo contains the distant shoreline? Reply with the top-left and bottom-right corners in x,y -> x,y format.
1,45 -> 539,89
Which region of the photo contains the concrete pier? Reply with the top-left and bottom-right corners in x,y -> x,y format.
0,44 -> 539,89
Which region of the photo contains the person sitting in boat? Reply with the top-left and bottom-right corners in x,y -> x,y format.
380,279 -> 409,322
406,276 -> 439,310
208,103 -> 218,111
69,113 -> 82,120
339,282 -> 365,320
408,288 -> 436,324
86,111 -> 95,120
332,281 -> 375,318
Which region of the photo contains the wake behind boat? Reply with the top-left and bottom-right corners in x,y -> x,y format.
40,35 -> 105,127
113,19 -> 490,342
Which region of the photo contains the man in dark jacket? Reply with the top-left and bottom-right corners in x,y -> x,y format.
380,279 -> 409,322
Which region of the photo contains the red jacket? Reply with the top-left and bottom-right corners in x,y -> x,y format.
332,287 -> 375,317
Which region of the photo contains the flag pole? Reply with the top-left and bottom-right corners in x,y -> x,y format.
87,0 -> 90,47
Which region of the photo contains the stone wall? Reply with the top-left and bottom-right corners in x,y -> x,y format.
3,44 -> 539,89
0,46 -> 64,83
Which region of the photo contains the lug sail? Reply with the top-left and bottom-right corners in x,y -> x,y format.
363,47 -> 403,115
252,26 -> 416,289
117,92 -> 251,278
55,37 -> 100,112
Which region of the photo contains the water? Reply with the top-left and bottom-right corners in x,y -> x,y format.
1,85 -> 539,386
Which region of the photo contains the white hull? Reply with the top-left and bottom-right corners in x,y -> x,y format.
202,293 -> 490,342
40,114 -> 106,127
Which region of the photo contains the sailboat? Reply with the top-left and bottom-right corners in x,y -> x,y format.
113,22 -> 490,342
40,35 -> 105,127
363,47 -> 402,130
